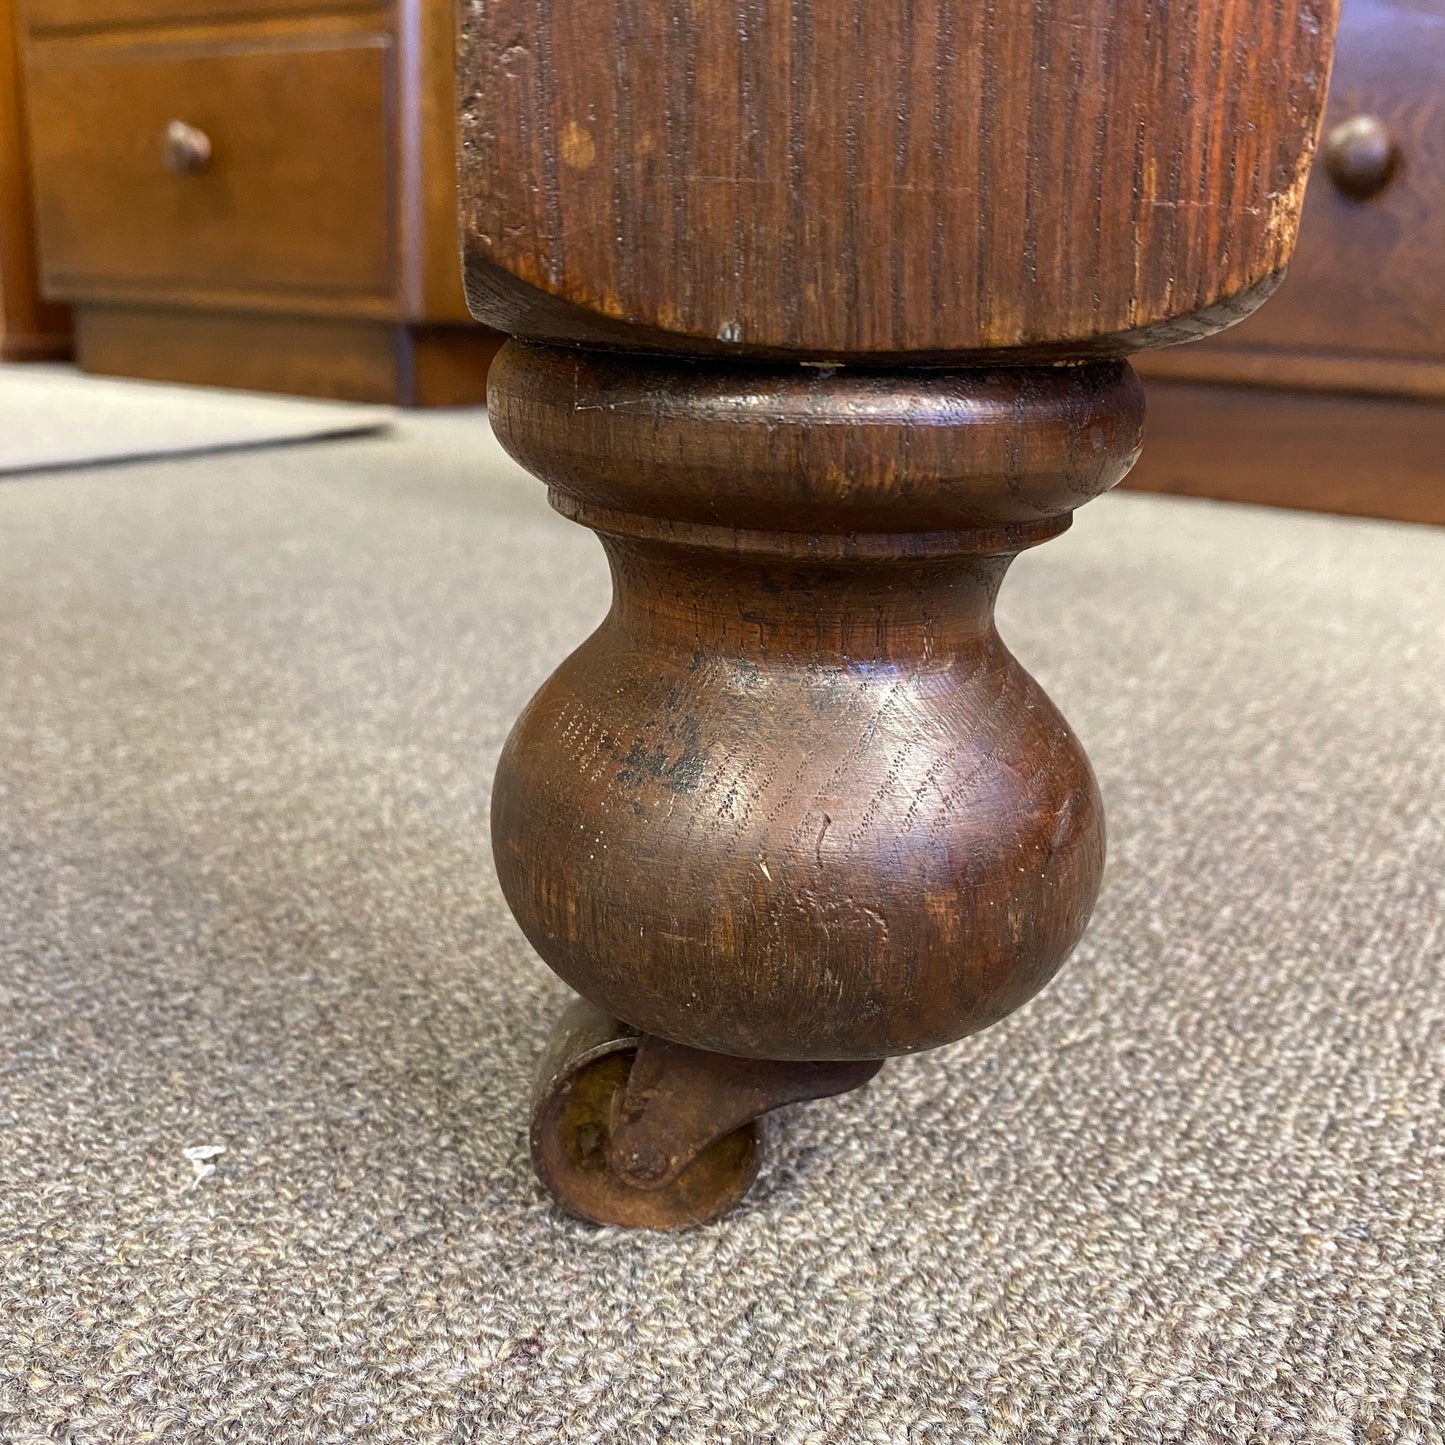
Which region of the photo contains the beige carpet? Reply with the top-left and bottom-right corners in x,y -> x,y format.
0,364 -> 390,475
0,407 -> 1441,1443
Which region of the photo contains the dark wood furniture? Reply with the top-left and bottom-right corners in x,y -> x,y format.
1127,0 -> 1445,525
17,0 -> 499,403
461,1 -> 1341,1227
0,0 -> 69,361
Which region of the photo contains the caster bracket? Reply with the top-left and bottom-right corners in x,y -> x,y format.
609,1036 -> 883,1191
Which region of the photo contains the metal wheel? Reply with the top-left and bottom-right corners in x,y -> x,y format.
529,998 -> 763,1229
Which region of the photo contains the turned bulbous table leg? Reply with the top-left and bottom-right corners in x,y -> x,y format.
488,342 -> 1143,1226
455,0 -> 1338,1231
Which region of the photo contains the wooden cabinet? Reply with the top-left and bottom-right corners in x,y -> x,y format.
1127,0 -> 1445,524
1199,0 -> 1445,367
1,0 -> 69,361
18,0 -> 499,403
26,0 -> 333,25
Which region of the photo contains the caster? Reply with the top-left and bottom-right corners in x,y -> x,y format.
530,996 -> 882,1229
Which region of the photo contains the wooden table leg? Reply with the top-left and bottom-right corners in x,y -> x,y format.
457,1 -> 1340,1226
490,345 -> 1141,1224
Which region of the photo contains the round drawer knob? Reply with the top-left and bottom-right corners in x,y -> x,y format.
1323,114 -> 1401,200
163,119 -> 213,176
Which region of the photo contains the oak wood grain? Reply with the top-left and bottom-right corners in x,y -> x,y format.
489,343 -> 1143,1059
465,0 -> 1342,1221
459,0 -> 1339,360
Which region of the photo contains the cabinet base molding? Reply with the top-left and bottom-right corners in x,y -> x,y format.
73,306 -> 501,406
0,327 -> 72,362
1124,382 -> 1445,526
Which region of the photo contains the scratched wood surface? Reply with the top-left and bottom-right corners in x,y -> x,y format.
474,0 -> 1341,1218
458,0 -> 1339,359
488,344 -> 1145,1059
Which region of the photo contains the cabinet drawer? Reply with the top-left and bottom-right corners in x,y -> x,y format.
1204,0 -> 1445,362
27,37 -> 394,302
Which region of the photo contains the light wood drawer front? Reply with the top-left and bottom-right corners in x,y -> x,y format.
27,38 -> 393,301
1211,0 -> 1445,361
23,1 -> 370,32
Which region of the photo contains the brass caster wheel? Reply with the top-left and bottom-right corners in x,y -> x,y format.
530,997 -> 764,1230
530,995 -> 885,1230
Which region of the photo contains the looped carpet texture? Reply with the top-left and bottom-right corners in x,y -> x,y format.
0,409 -> 1441,1443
